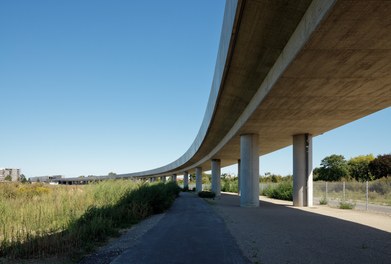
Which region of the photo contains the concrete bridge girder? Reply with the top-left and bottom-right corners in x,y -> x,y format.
56,1 -> 390,208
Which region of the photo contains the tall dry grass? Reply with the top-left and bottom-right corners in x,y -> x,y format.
0,180 -> 180,260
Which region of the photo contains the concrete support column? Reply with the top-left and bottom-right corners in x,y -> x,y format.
183,171 -> 189,189
195,167 -> 202,192
160,176 -> 166,183
240,134 -> 259,207
211,159 -> 221,196
293,134 -> 313,207
237,159 -> 241,196
172,174 -> 177,182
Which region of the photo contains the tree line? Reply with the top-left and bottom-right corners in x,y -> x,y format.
314,154 -> 390,182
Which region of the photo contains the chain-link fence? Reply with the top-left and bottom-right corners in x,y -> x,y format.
313,180 -> 391,211
194,179 -> 391,213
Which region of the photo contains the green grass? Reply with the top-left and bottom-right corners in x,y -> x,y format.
0,181 -> 180,261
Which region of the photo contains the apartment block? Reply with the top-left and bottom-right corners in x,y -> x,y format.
0,168 -> 21,182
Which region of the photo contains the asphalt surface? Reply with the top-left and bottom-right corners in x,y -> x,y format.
81,192 -> 391,264
111,192 -> 250,264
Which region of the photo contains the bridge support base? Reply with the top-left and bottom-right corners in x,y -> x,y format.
211,159 -> 221,196
196,167 -> 202,192
240,134 -> 259,207
293,134 -> 313,207
172,174 -> 177,182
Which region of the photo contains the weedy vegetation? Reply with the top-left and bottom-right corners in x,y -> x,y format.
319,196 -> 328,205
261,181 -> 293,201
221,178 -> 239,193
338,200 -> 356,209
0,180 -> 180,261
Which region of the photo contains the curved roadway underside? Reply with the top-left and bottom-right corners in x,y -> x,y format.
62,0 -> 391,182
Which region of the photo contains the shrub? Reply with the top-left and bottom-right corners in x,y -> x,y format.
319,197 -> 328,205
262,181 -> 293,201
221,178 -> 238,193
260,175 -> 292,183
198,191 -> 216,199
369,177 -> 391,195
339,200 -> 356,209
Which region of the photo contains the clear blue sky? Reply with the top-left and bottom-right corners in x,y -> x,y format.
1,1 -> 390,178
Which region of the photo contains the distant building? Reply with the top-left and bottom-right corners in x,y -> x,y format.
29,175 -> 62,183
0,168 -> 21,182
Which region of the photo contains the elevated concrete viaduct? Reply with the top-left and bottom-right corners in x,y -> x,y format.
58,0 -> 391,207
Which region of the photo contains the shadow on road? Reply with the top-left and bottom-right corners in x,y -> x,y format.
212,193 -> 391,264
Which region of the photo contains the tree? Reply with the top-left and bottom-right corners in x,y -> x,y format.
348,154 -> 375,182
313,167 -> 321,181
4,175 -> 12,181
108,172 -> 117,177
20,174 -> 28,183
202,173 -> 211,184
317,154 -> 349,181
189,173 -> 195,181
369,154 -> 391,180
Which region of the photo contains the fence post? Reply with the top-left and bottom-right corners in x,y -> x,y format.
343,181 -> 346,201
366,181 -> 369,211
325,181 -> 328,200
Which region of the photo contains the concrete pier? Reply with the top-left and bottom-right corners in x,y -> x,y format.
211,159 -> 221,196
183,171 -> 189,189
293,134 -> 313,207
240,134 -> 259,207
196,167 -> 202,192
237,159 -> 241,196
172,174 -> 177,182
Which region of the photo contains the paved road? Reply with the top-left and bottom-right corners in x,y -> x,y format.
111,192 -> 250,264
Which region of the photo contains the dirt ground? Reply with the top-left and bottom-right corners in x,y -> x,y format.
210,193 -> 391,264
